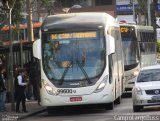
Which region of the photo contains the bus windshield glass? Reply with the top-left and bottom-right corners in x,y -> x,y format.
120,26 -> 139,70
42,31 -> 105,81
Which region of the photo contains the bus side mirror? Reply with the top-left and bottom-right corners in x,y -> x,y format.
106,35 -> 115,55
33,39 -> 42,60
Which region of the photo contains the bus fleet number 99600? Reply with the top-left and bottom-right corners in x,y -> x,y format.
57,89 -> 76,94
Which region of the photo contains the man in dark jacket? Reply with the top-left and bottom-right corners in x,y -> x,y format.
15,68 -> 28,113
0,66 -> 6,112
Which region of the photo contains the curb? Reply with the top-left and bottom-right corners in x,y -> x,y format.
18,109 -> 46,120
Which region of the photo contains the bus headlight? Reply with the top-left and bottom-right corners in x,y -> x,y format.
94,76 -> 108,93
135,87 -> 143,95
45,85 -> 53,94
42,80 -> 59,95
134,69 -> 139,76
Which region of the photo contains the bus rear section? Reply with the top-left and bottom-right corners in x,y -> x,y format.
33,12 -> 125,112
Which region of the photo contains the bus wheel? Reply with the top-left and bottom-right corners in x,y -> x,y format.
47,107 -> 54,115
105,102 -> 114,110
115,96 -> 121,104
133,105 -> 143,112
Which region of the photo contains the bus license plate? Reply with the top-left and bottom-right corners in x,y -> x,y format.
70,97 -> 82,102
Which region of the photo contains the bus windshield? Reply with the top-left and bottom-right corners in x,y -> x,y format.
121,26 -> 139,70
42,31 -> 105,81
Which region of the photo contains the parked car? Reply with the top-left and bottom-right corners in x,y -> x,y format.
132,65 -> 160,112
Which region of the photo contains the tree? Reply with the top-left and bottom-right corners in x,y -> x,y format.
0,0 -> 25,25
31,0 -> 57,16
137,1 -> 158,33
0,0 -> 51,39
136,0 -> 148,25
150,0 -> 158,29
0,0 -> 25,48
137,0 -> 158,27
0,0 -> 51,26
0,0 -> 8,26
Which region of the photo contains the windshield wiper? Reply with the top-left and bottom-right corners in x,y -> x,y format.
76,60 -> 92,84
58,61 -> 72,85
58,60 -> 92,85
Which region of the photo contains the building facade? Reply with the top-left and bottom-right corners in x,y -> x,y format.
53,0 -> 117,17
116,0 -> 160,25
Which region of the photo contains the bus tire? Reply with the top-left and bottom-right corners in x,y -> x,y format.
115,96 -> 121,104
105,102 -> 114,110
133,105 -> 143,112
47,107 -> 54,115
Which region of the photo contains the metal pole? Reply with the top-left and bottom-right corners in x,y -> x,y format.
9,8 -> 15,111
132,0 -> 136,23
20,24 -> 26,68
148,0 -> 151,25
27,0 -> 34,42
20,35 -> 23,68
6,0 -> 16,111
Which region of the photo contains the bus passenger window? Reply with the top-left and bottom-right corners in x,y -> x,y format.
140,43 -> 145,52
108,55 -> 113,84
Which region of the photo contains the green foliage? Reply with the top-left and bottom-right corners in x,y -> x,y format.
12,0 -> 25,25
1,0 -> 15,8
0,0 -> 51,36
0,0 -> 24,26
137,0 -> 158,32
39,0 -> 49,5
0,0 -> 53,27
150,0 -> 158,29
137,0 -> 148,14
156,41 -> 160,53
32,0 -> 56,15
34,0 -> 50,7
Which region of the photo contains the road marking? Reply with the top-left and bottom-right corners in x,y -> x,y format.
62,120 -> 74,121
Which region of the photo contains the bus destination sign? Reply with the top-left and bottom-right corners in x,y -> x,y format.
51,32 -> 97,40
120,27 -> 129,33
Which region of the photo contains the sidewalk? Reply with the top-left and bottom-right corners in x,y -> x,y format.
0,100 -> 46,121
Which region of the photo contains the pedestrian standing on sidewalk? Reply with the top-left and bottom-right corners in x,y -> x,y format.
15,68 -> 28,113
29,60 -> 39,101
0,66 -> 7,112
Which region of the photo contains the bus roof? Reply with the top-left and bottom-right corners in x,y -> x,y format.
42,12 -> 116,31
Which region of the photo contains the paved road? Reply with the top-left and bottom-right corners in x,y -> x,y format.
22,93 -> 160,121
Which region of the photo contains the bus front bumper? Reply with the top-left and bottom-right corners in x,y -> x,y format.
40,91 -> 113,107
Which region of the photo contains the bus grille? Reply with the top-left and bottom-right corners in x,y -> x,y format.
145,89 -> 160,95
147,100 -> 160,103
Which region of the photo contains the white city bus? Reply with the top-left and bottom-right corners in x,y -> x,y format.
33,12 -> 125,113
120,23 -> 157,91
